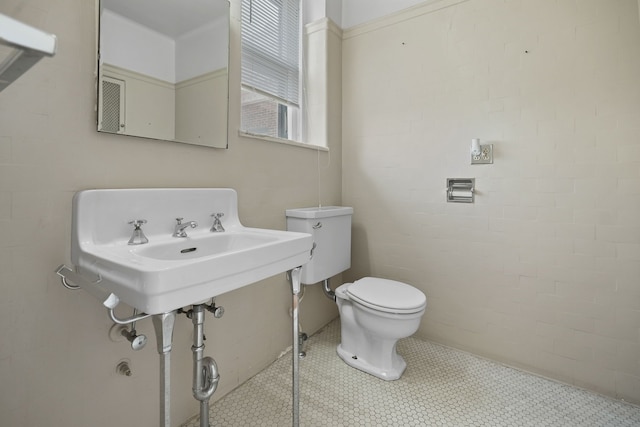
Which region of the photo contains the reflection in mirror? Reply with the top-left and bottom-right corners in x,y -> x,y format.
97,0 -> 229,148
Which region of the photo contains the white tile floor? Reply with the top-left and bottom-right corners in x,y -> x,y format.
181,319 -> 640,426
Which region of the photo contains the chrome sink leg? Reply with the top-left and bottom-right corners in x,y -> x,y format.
288,267 -> 302,427
152,311 -> 177,427
190,304 -> 220,427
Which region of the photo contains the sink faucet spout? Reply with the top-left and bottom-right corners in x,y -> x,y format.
173,218 -> 198,237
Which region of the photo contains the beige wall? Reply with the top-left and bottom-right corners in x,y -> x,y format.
0,0 -> 339,426
343,0 -> 640,404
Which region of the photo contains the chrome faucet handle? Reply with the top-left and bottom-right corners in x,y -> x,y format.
128,219 -> 149,245
210,213 -> 225,232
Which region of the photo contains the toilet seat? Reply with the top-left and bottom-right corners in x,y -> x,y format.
346,277 -> 426,314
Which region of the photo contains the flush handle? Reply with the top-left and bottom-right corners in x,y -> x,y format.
312,222 -> 322,229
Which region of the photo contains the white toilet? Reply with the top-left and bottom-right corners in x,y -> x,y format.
286,206 -> 427,380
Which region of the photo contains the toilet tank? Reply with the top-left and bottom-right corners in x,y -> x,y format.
286,206 -> 353,285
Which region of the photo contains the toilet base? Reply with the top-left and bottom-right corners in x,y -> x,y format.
336,343 -> 406,381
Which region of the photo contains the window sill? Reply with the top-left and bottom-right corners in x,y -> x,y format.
239,131 -> 329,152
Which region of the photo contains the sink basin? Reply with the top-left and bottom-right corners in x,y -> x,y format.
69,188 -> 313,314
135,232 -> 279,261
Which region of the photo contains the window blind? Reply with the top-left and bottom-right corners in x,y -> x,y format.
241,0 -> 300,107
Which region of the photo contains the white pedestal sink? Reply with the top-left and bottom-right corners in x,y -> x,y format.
58,188 -> 312,427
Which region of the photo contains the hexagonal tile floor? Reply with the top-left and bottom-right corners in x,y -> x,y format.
181,319 -> 640,426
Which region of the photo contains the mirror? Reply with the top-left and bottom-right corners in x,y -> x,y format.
97,0 -> 229,148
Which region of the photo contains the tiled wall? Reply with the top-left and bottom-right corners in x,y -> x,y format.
342,0 -> 640,403
0,0 -> 340,425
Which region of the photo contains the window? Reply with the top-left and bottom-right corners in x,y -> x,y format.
241,0 -> 301,141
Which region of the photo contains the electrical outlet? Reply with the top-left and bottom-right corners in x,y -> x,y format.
471,144 -> 493,164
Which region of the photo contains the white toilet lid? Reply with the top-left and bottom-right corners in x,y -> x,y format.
346,277 -> 427,314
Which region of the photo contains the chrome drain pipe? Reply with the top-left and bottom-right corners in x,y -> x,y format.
190,304 -> 220,427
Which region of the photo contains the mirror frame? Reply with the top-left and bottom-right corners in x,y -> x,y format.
95,0 -> 230,149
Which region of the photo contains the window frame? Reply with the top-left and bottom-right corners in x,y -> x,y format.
240,0 -> 303,142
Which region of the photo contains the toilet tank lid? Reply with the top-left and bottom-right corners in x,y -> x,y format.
285,206 -> 353,219
347,277 -> 426,312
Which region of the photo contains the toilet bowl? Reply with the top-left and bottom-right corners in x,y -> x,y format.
285,206 -> 427,380
335,277 -> 426,380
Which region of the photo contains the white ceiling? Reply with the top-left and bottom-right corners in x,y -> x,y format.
103,0 -> 437,39
103,0 -> 229,39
